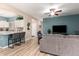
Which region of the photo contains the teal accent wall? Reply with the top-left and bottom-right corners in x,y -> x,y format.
43,14 -> 79,34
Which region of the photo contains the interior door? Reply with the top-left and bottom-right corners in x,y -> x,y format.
32,19 -> 37,37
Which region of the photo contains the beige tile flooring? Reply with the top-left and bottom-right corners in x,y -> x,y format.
0,38 -> 50,56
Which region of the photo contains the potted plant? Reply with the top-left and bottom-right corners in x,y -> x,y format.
16,15 -> 23,20
47,29 -> 51,34
27,22 -> 30,30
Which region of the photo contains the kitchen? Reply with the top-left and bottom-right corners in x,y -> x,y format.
0,10 -> 25,48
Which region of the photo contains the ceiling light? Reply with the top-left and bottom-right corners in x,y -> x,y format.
50,12 -> 54,15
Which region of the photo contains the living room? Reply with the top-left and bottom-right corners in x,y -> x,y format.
40,3 -> 79,56
1,0 -> 79,59
0,3 -> 79,56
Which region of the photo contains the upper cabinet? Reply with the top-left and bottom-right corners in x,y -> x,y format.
14,20 -> 24,27
0,21 -> 9,28
0,21 -> 9,31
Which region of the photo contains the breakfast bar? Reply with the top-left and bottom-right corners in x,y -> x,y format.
0,31 -> 25,48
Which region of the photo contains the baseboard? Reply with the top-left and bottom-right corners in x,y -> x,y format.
0,44 -> 14,49
40,51 -> 59,56
0,46 -> 8,49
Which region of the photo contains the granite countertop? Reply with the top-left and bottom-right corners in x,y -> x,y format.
0,31 -> 25,35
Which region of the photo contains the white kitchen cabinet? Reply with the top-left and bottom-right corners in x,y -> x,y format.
0,21 -> 9,28
14,20 -> 24,27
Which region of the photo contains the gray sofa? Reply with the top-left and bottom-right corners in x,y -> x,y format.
40,34 -> 79,56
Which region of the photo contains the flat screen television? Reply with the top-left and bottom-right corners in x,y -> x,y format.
52,25 -> 67,34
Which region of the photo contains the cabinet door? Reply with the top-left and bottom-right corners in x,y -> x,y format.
0,21 -> 9,27
14,20 -> 24,27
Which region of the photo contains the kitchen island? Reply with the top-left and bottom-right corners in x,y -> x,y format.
0,31 -> 25,48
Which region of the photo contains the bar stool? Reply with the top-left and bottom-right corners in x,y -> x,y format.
8,32 -> 25,48
20,32 -> 25,43
14,33 -> 21,46
8,34 -> 14,48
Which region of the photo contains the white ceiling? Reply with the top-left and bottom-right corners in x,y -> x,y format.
7,3 -> 79,20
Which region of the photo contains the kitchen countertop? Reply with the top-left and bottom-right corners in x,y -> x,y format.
0,31 -> 25,35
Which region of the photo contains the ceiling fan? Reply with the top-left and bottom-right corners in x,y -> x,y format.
44,8 -> 62,16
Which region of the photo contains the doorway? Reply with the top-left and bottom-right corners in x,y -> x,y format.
32,19 -> 37,37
